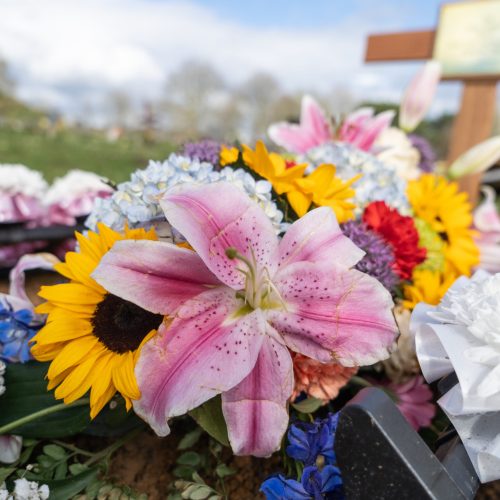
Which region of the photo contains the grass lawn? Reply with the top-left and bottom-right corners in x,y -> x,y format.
0,127 -> 176,183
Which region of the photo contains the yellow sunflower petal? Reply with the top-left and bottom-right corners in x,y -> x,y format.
47,337 -> 102,379
112,353 -> 140,400
32,318 -> 92,345
31,341 -> 66,362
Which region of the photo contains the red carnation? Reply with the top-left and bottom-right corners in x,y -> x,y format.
362,201 -> 426,280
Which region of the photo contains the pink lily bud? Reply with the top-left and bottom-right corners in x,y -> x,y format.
399,61 -> 441,133
448,136 -> 500,179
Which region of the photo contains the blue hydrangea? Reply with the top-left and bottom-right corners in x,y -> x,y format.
86,154 -> 284,233
303,142 -> 410,215
0,300 -> 42,363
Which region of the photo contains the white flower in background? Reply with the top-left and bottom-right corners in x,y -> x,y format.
45,169 -> 112,207
45,169 -> 113,225
374,127 -> 421,181
303,142 -> 410,215
86,154 -> 284,233
0,479 -> 49,500
0,165 -> 48,224
0,165 -> 48,198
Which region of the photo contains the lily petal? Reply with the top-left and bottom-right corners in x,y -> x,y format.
92,240 -> 220,315
278,207 -> 364,269
161,182 -> 279,288
222,327 -> 293,457
9,253 -> 59,305
399,60 -> 441,132
268,262 -> 397,367
133,287 -> 266,436
268,95 -> 332,154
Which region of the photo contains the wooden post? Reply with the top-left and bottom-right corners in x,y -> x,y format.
447,80 -> 497,204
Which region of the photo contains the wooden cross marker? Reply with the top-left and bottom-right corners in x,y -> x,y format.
365,17 -> 499,204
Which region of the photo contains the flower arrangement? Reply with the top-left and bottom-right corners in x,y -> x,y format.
1,61 -> 499,498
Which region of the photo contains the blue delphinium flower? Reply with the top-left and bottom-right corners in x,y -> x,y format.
262,413 -> 344,499
287,413 -> 339,466
261,465 -> 343,500
0,300 -> 42,363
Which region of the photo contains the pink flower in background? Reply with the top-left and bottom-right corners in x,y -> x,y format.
291,353 -> 357,402
383,376 -> 436,430
338,107 -> 395,152
46,170 -> 113,226
399,61 -> 441,133
268,95 -> 332,153
93,182 -> 397,457
473,186 -> 500,273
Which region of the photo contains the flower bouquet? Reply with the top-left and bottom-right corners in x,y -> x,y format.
1,62 -> 500,499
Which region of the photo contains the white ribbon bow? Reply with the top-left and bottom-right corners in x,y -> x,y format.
411,270 -> 500,483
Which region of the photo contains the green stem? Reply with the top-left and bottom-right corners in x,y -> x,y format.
84,428 -> 142,467
53,440 -> 94,457
0,398 -> 90,435
350,376 -> 373,388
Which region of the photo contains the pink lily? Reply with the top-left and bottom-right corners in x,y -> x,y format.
268,95 -> 332,154
338,107 -> 395,152
399,61 -> 441,133
473,186 -> 500,273
92,182 -> 397,457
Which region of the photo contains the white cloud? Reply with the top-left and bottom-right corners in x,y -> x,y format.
0,0 -> 488,124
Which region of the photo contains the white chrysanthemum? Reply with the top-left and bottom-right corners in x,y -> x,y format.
86,154 -> 284,233
0,361 -> 5,397
45,169 -> 112,206
0,479 -> 49,500
374,127 -> 421,181
0,165 -> 48,197
302,142 -> 410,215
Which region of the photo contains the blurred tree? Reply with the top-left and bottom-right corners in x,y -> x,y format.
162,60 -> 226,140
0,57 -> 14,96
108,90 -> 132,128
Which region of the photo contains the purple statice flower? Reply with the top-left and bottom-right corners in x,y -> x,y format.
341,220 -> 399,293
261,465 -> 343,500
409,134 -> 436,173
182,139 -> 221,166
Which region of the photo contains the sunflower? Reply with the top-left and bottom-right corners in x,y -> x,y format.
407,174 -> 479,276
31,223 -> 162,418
402,268 -> 457,310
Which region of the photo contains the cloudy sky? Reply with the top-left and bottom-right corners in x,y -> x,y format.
0,0 -> 493,123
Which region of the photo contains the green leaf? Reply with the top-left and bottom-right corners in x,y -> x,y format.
37,454 -> 55,469
0,362 -> 90,438
178,427 -> 203,450
291,397 -> 323,414
173,465 -> 196,480
188,486 -> 212,500
215,464 -> 234,478
69,463 -> 88,476
43,444 -> 66,460
177,451 -> 201,467
54,461 -> 68,480
43,467 -> 99,500
189,396 -> 229,447
0,467 -> 16,483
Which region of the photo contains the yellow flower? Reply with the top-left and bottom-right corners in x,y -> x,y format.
242,141 -> 307,195
220,145 -> 239,166
407,174 -> 479,276
288,164 -> 360,221
31,223 -> 160,418
402,268 -> 457,310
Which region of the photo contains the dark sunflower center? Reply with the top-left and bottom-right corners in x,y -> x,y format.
91,294 -> 163,354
